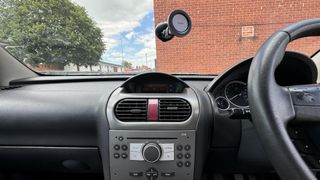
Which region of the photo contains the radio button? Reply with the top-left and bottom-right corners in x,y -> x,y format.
159,143 -> 174,153
177,161 -> 183,167
114,145 -> 120,151
130,151 -> 144,161
121,145 -> 128,151
146,168 -> 158,180
129,172 -> 143,177
185,153 -> 191,159
177,145 -> 183,151
185,145 -> 191,151
177,153 -> 183,159
142,143 -> 162,163
160,152 -> 174,161
130,143 -> 144,152
113,153 -> 120,159
121,153 -> 128,159
185,161 -> 191,167
161,172 -> 175,177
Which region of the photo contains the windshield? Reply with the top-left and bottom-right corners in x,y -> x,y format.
1,0 -> 320,75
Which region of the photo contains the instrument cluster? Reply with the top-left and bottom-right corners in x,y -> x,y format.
215,80 -> 249,110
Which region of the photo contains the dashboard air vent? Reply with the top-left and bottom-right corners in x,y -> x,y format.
115,99 -> 147,122
159,99 -> 191,122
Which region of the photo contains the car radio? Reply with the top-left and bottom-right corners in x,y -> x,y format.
109,130 -> 195,180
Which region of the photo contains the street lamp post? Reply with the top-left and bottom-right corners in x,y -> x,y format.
121,38 -> 124,67
145,53 -> 148,68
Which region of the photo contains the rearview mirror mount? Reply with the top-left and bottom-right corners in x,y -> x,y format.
155,9 -> 192,42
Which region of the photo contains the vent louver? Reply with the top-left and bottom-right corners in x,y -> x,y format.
159,99 -> 191,122
115,99 -> 147,121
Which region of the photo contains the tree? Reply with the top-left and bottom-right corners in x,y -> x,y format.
0,0 -> 105,70
122,60 -> 132,68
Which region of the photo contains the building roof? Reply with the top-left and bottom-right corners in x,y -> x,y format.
99,61 -> 122,67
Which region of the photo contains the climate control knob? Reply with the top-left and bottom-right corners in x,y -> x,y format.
142,143 -> 162,163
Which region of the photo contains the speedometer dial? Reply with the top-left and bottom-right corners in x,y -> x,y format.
225,81 -> 249,107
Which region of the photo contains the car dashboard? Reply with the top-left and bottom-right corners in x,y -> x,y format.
0,51 -> 319,180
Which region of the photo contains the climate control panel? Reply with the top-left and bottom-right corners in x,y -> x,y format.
109,130 -> 196,180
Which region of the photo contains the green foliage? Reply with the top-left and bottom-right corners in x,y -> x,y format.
122,60 -> 132,68
0,0 -> 105,67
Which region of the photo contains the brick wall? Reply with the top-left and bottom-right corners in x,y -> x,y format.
153,0 -> 320,74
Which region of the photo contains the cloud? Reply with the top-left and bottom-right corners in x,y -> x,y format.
125,31 -> 135,40
135,31 -> 156,59
98,20 -> 140,38
124,47 -> 136,53
71,0 -> 156,69
120,31 -> 156,67
72,0 -> 153,37
102,37 -> 119,50
72,0 -> 152,22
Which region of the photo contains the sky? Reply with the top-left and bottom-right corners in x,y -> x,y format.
72,0 -> 156,68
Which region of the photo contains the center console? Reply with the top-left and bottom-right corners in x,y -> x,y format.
106,73 -> 212,180
109,130 -> 195,180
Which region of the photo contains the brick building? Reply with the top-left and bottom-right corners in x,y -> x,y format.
153,0 -> 320,74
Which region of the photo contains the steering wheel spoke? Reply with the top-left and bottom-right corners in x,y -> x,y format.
289,84 -> 320,123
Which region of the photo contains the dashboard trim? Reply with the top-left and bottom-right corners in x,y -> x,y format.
106,87 -> 200,130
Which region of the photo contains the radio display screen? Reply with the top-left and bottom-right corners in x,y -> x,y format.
142,84 -> 170,93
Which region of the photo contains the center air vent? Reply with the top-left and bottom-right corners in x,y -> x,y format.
159,99 -> 191,122
115,99 -> 147,122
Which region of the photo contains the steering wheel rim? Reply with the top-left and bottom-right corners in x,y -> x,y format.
248,19 -> 320,180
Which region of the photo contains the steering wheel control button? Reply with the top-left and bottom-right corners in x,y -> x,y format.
177,153 -> 183,159
293,140 -> 315,154
185,161 -> 191,167
121,145 -> 128,151
114,145 -> 120,151
145,168 -> 158,180
129,172 -> 143,177
185,145 -> 191,151
177,161 -> 183,167
113,153 -> 120,159
288,127 -> 304,139
161,172 -> 175,177
177,145 -> 183,151
121,153 -> 128,159
185,153 -> 191,159
142,143 -> 162,163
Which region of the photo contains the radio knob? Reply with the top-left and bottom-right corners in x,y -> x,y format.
142,143 -> 162,163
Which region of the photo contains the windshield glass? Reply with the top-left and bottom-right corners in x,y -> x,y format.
0,0 -> 320,75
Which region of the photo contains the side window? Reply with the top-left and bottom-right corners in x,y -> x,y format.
311,50 -> 320,82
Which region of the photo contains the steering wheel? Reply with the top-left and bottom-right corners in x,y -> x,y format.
248,19 -> 320,180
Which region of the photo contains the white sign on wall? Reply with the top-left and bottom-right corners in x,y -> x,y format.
241,26 -> 255,38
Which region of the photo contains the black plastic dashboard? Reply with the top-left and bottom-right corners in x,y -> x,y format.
0,73 -> 213,180
0,51 -> 318,180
